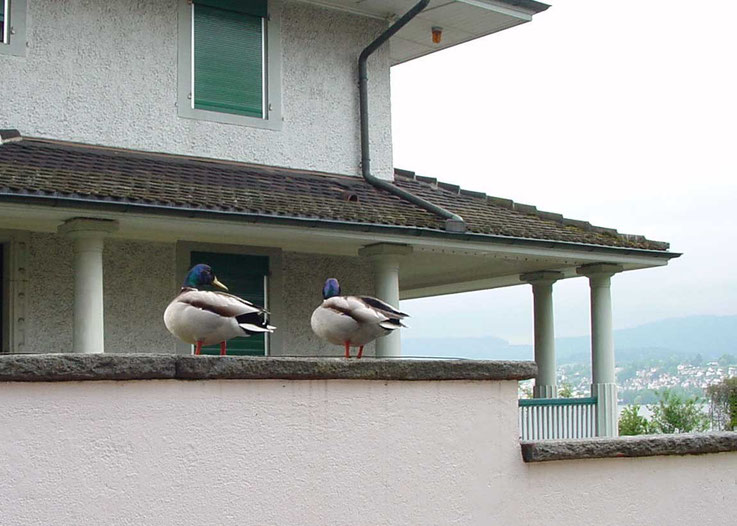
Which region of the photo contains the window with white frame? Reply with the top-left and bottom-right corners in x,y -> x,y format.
0,0 -> 27,57
177,0 -> 282,129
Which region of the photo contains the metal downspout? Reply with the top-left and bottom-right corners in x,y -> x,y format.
358,0 -> 466,233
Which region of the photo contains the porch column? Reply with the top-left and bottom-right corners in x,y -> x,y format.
521,271 -> 564,399
358,243 -> 412,357
58,219 -> 119,354
577,263 -> 623,437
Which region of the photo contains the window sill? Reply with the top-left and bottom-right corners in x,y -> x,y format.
177,104 -> 283,131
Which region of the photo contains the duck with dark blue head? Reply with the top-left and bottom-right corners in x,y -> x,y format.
164,264 -> 275,355
310,277 -> 408,358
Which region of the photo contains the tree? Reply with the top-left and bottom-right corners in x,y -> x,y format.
707,377 -> 737,431
618,404 -> 653,435
648,389 -> 709,434
558,382 -> 573,398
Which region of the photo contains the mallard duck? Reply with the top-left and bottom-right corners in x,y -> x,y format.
164,264 -> 275,355
310,278 -> 408,358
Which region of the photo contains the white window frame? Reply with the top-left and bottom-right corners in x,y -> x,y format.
0,0 -> 27,57
176,0 -> 283,130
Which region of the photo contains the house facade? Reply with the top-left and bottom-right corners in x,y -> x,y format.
1,0 -> 394,178
1,0 -> 676,436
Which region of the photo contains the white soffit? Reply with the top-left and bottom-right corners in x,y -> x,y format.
301,0 -> 549,64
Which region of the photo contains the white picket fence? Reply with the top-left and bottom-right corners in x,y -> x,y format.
519,397 -> 598,440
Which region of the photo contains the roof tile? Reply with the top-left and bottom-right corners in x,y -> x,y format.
0,135 -> 670,251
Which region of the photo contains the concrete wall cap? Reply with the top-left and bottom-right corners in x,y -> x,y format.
521,432 -> 737,462
0,354 -> 537,382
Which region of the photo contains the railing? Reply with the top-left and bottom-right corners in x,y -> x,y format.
519,397 -> 597,440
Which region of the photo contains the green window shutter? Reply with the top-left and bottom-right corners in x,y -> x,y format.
190,251 -> 270,356
193,0 -> 267,18
193,4 -> 264,118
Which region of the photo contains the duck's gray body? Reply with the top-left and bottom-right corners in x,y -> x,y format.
310,295 -> 408,348
164,288 -> 274,346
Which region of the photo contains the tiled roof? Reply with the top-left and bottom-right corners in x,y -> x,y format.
0,133 -> 670,252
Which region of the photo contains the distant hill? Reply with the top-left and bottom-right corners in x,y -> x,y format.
403,315 -> 737,363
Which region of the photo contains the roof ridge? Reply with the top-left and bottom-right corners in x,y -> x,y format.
393,167 -> 669,249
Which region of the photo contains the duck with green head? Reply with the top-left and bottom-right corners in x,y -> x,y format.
164,264 -> 275,355
310,278 -> 408,358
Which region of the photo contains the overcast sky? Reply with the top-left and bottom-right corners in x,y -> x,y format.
391,0 -> 737,344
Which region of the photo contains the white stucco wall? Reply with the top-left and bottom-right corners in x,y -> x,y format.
1,378 -> 734,525
103,239 -> 178,354
0,0 -> 394,179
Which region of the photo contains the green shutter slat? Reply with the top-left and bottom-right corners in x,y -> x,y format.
190,252 -> 269,356
194,5 -> 263,118
193,0 -> 267,18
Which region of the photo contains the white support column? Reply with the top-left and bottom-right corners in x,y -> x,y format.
358,243 -> 412,358
577,263 -> 623,437
521,271 -> 564,399
58,219 -> 118,354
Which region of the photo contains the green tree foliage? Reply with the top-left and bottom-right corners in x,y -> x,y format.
618,404 -> 653,435
558,382 -> 573,398
648,389 -> 709,434
707,377 -> 737,431
619,386 -> 703,405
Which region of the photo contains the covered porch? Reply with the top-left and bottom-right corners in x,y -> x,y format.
0,133 -> 678,437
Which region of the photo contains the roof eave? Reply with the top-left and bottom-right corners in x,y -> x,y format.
0,193 -> 680,261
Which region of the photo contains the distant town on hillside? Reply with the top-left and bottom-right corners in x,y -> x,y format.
404,315 -> 737,403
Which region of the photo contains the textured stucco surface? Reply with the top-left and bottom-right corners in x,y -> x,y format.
103,239 -> 177,353
24,234 -> 177,354
0,0 -> 394,179
281,251 -> 377,357
26,233 -> 74,352
2,378 -> 736,525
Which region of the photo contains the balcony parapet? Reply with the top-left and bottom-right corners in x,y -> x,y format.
521,432 -> 737,462
0,354 -> 537,382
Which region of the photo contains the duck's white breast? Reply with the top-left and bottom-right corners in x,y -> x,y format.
164,300 -> 243,345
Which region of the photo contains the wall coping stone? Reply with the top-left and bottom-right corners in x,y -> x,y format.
0,354 -> 537,382
520,432 -> 737,462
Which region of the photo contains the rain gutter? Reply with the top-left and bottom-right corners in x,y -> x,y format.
358,0 -> 467,234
